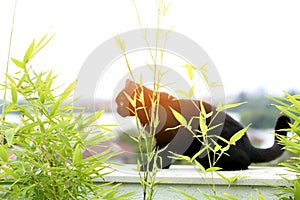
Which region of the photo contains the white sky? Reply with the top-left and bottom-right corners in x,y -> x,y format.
1,0 -> 300,99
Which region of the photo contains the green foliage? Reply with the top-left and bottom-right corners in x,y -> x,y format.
168,100 -> 249,196
115,1 -> 175,200
0,35 -> 132,199
172,187 -> 266,200
272,92 -> 300,200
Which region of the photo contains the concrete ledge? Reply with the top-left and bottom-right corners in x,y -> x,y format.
98,165 -> 295,200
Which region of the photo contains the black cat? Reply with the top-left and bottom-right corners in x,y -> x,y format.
115,79 -> 290,170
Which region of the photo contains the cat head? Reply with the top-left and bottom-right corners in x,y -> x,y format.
115,79 -> 139,117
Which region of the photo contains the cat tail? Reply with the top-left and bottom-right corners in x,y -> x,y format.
250,115 -> 291,163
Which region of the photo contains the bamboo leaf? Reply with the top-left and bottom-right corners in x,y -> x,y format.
275,105 -> 299,123
229,125 -> 249,145
188,85 -> 195,98
60,81 -> 76,101
114,34 -> 126,51
169,151 -> 190,161
216,172 -> 230,183
11,84 -> 17,104
2,103 -> 15,117
51,81 -> 76,116
216,101 -> 247,112
285,92 -> 300,112
221,145 -> 230,152
172,187 -> 198,200
206,167 -> 222,172
5,73 -> 16,85
193,160 -> 206,172
165,124 -> 181,131
205,194 -> 227,200
34,34 -> 54,56
5,128 -> 15,147
199,117 -> 207,136
18,121 -> 39,132
23,39 -> 35,63
2,165 -> 19,179
0,145 -> 8,162
73,144 -> 83,165
222,193 -> 239,200
17,73 -> 27,87
181,64 -> 196,80
294,181 -> 300,200
169,107 -> 187,126
187,67 -> 193,80
257,191 -> 266,200
124,91 -> 136,109
213,143 -> 222,152
162,1 -> 172,16
191,146 -> 207,161
129,135 -> 139,143
198,63 -> 209,83
11,58 -> 25,69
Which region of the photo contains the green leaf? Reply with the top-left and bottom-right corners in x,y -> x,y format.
221,144 -> 230,153
129,135 -> 139,143
51,81 -> 76,116
11,84 -> 17,104
275,105 -> 299,123
199,63 -> 209,83
187,67 -> 193,80
222,193 -> 239,200
217,172 -> 230,183
11,58 -> 25,69
162,1 -> 172,16
34,34 -> 54,56
285,91 -> 300,112
216,101 -> 247,112
0,145 -> 8,162
165,124 -> 182,132
205,194 -> 227,200
23,39 -> 35,63
188,86 -> 195,98
191,146 -> 207,161
229,125 -> 249,145
193,160 -> 206,172
1,165 -> 19,179
168,151 -> 190,161
206,167 -> 222,172
17,72 -> 27,87
181,64 -> 197,80
217,172 -> 240,185
5,73 -> 16,85
5,128 -> 15,147
255,190 -> 266,200
199,115 -> 207,136
114,34 -> 126,51
169,107 -> 187,126
1,103 -> 15,117
61,81 -> 76,101
294,180 -> 300,200
213,143 -> 222,152
73,144 -> 83,165
171,187 -> 198,200
18,121 -> 39,132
